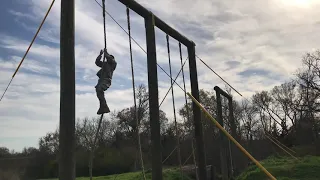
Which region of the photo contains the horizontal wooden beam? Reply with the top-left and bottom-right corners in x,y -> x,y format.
214,86 -> 232,100
117,0 -> 193,47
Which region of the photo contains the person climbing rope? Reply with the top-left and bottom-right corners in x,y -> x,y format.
95,48 -> 117,114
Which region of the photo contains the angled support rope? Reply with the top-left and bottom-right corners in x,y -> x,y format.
265,134 -> 299,160
126,7 -> 146,180
266,132 -> 296,154
0,0 -> 56,102
158,58 -> 188,108
259,113 -> 298,159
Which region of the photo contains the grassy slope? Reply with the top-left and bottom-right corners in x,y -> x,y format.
42,168 -> 192,180
236,155 -> 320,180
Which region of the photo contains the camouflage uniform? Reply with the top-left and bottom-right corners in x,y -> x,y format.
95,50 -> 117,114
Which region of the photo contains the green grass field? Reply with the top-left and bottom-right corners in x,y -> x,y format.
41,155 -> 320,180
41,168 -> 192,180
236,155 -> 320,180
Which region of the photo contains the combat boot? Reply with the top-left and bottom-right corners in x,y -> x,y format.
97,101 -> 110,114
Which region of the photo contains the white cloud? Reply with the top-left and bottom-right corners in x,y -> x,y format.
0,35 -> 60,59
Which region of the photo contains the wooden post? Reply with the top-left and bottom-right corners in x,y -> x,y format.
228,97 -> 236,177
59,0 -> 76,179
210,165 -> 216,180
145,12 -> 162,180
214,88 -> 229,180
188,43 -> 207,180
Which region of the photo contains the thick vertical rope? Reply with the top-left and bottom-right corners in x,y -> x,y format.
100,0 -> 108,71
92,0 -> 110,169
179,42 -> 198,179
127,7 -> 146,180
92,0 -> 108,165
102,0 -> 107,52
166,34 -> 183,179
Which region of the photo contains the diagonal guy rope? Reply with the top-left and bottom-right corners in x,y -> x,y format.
0,0 -> 56,102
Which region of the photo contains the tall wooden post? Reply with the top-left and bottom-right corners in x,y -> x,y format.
188,43 -> 207,180
145,13 -> 162,180
59,0 -> 76,179
228,97 -> 237,177
215,88 -> 229,180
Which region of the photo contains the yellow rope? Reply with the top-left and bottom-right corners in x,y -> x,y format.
187,92 -> 277,180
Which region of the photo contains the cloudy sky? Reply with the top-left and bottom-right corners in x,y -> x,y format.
1,0 -> 320,152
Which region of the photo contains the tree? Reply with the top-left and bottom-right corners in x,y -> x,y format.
270,81 -> 298,136
297,50 -> 320,94
179,89 -> 218,136
117,84 -> 149,138
21,147 -> 38,156
0,147 -> 10,158
240,100 -> 259,142
252,91 -> 279,132
295,51 -> 320,144
39,130 -> 59,154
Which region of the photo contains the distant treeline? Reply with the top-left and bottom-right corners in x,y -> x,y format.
1,51 -> 320,179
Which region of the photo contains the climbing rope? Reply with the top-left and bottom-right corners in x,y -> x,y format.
102,0 -> 107,52
126,7 -> 146,180
101,0 -> 108,69
166,34 -> 183,179
92,0 -> 113,165
93,0 -> 108,150
179,43 -> 190,123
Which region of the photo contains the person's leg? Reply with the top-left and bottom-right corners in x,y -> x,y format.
95,78 -> 110,114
